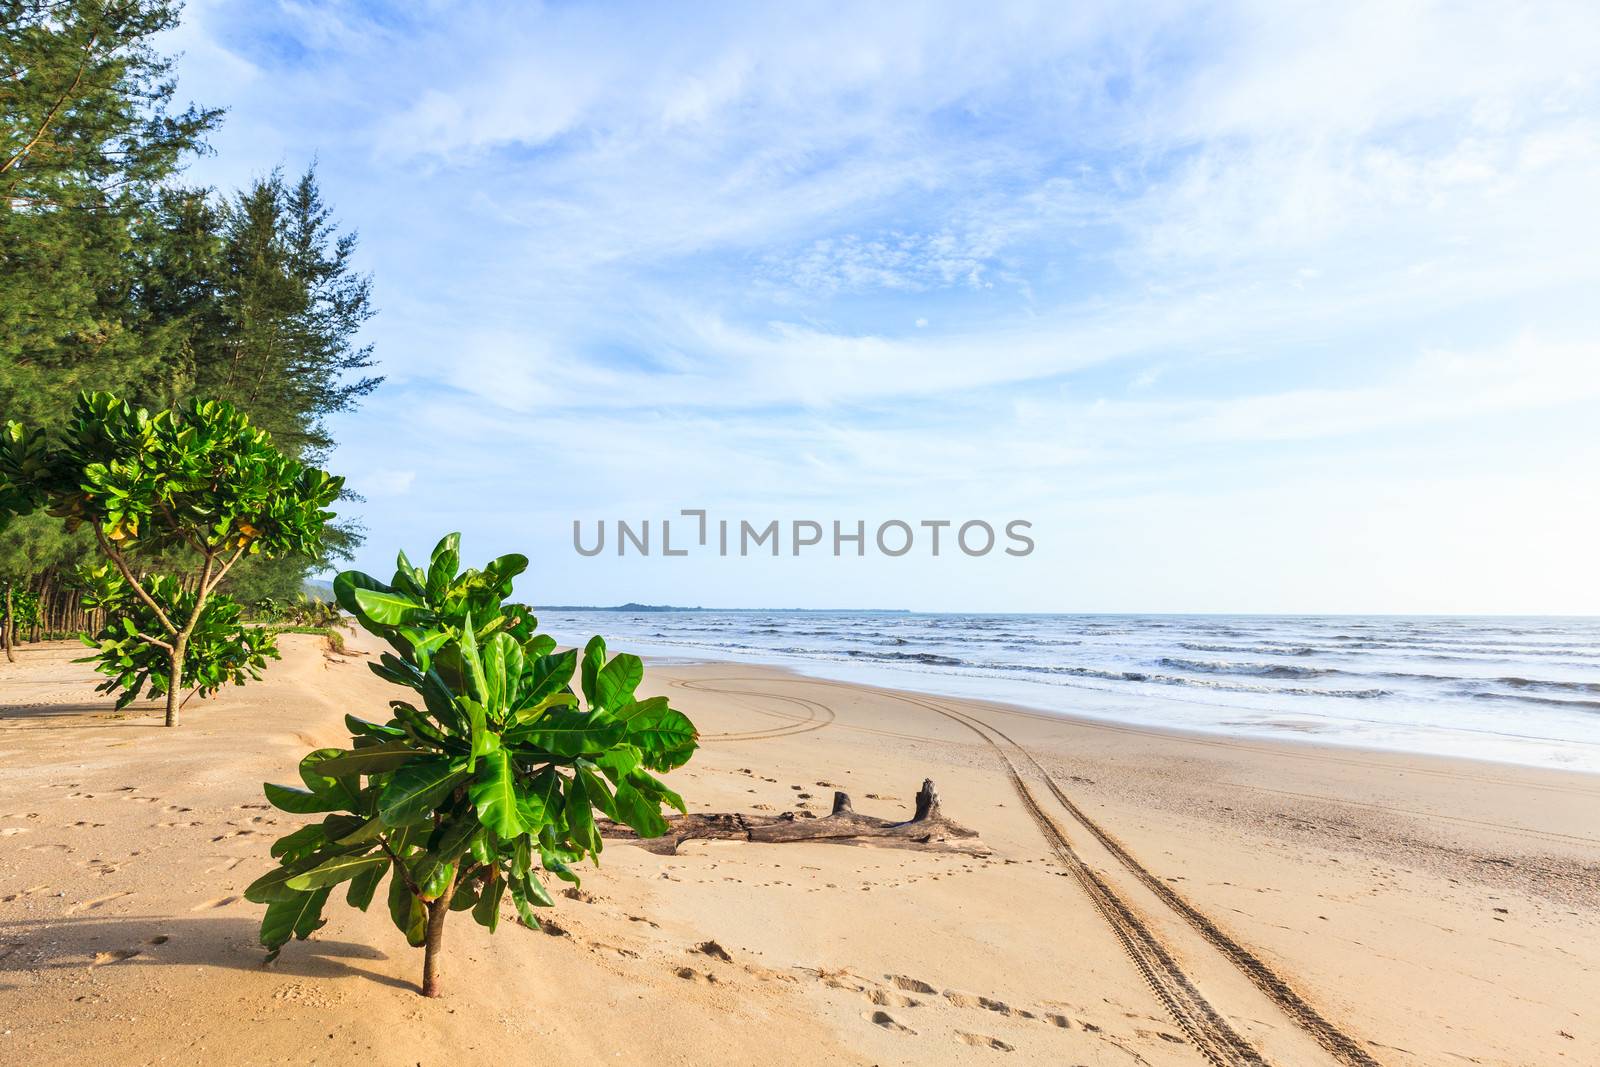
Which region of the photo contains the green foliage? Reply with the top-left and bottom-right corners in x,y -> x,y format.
250,594 -> 341,628
2,4 -> 376,603
2,392 -> 341,722
250,535 -> 698,990
34,392 -> 343,557
75,569 -> 279,708
1,1 -> 223,430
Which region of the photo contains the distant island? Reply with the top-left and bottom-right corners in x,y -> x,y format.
538,602 -> 704,612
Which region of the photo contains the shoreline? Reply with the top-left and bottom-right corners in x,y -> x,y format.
3,634 -> 1597,1065
629,644 -> 1600,778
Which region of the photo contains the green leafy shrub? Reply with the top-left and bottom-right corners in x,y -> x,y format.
0,392 -> 342,724
250,593 -> 342,628
76,566 -> 279,708
247,534 -> 697,996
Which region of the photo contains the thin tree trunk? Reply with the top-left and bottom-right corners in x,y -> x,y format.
421,885 -> 455,998
3,585 -> 13,663
165,637 -> 186,727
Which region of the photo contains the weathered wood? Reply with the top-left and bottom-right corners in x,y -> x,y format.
601,778 -> 989,856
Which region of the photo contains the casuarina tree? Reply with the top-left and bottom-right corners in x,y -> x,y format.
0,391 -> 343,724
247,534 -> 698,996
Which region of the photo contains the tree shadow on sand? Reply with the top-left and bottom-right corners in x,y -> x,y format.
0,700 -> 170,731
0,913 -> 414,993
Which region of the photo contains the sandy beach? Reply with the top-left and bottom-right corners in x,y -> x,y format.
2,630 -> 1597,1066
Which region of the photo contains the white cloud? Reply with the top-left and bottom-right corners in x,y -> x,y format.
172,0 -> 1600,609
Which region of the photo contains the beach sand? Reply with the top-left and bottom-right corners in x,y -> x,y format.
2,630 -> 1597,1066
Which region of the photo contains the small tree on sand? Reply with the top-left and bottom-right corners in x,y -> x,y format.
0,392 -> 342,724
247,534 -> 698,997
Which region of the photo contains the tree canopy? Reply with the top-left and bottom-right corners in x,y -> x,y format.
2,1 -> 379,625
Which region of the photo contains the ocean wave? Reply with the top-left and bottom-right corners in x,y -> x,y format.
996,662 -> 1388,699
1158,657 -> 1336,679
846,650 -> 966,666
1470,691 -> 1600,712
1492,676 -> 1600,696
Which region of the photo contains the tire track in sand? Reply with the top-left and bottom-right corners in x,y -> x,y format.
911,693 -> 1381,1067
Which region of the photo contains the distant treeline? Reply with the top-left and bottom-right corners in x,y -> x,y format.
1,1 -> 378,639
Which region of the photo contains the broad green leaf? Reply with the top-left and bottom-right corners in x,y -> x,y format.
346,714 -> 406,740
516,766 -> 564,831
507,707 -> 624,757
483,632 -> 515,714
387,862 -> 427,947
517,649 -> 576,711
450,880 -> 480,911
315,740 -> 420,777
625,705 -> 698,770
575,761 -> 618,821
270,823 -> 327,860
352,585 -> 427,627
507,876 -> 541,929
595,743 -> 641,784
615,695 -> 668,722
483,552 -> 529,587
412,853 -> 457,901
285,852 -> 388,891
511,691 -> 576,725
346,863 -> 384,911
462,697 -> 498,765
564,771 -> 602,859
468,748 -> 525,839
459,611 -> 489,706
245,849 -> 344,903
260,887 -> 331,962
377,758 -> 464,826
263,782 -> 346,815
628,769 -> 688,815
473,867 -> 505,931
299,747 -> 357,797
580,635 -> 606,706
427,812 -> 483,863
612,781 -> 670,838
334,570 -> 392,619
595,653 -> 643,711
393,549 -> 426,597
427,533 -> 460,598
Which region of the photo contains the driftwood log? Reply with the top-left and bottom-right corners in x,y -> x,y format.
601,779 -> 989,856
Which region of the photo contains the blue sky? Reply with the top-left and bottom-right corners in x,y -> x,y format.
165,1 -> 1600,613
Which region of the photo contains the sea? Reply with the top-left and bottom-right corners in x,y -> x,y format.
535,611 -> 1600,773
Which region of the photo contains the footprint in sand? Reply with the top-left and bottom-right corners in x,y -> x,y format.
673,966 -> 718,983
0,827 -> 30,836
191,895 -> 240,911
943,990 -> 1014,1016
865,1010 -> 915,1034
91,948 -> 141,966
889,974 -> 938,994
694,940 -> 733,963
867,989 -> 920,1008
67,891 -> 133,914
957,1032 -> 1015,1052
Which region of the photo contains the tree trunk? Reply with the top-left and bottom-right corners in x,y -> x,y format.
165,637 -> 186,727
421,895 -> 452,997
3,584 -> 14,663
